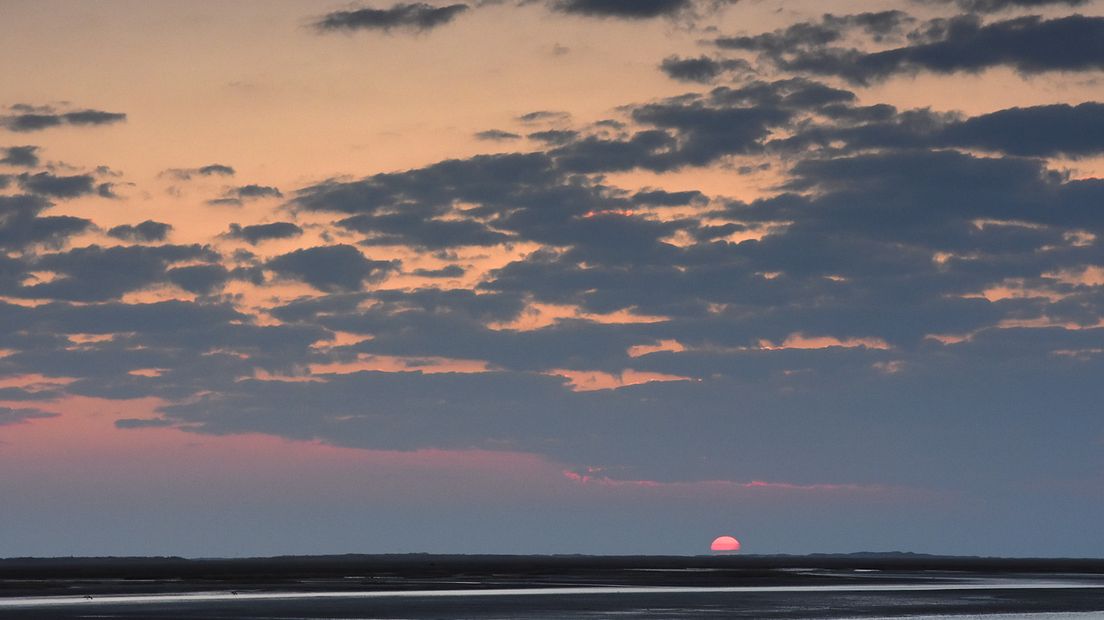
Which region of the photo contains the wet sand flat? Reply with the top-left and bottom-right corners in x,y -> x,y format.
2,555 -> 1103,619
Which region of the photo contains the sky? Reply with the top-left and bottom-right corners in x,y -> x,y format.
1,0 -> 1103,558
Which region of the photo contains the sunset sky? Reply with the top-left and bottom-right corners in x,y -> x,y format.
2,0 -> 1104,558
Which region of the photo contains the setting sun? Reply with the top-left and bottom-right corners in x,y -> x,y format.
711,536 -> 741,553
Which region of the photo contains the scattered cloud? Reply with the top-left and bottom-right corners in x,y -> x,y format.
721,13 -> 1104,85
913,0 -> 1091,13
313,3 -> 470,34
0,194 -> 92,250
167,263 -> 230,295
517,110 -> 571,124
266,244 -> 399,291
225,222 -> 303,245
107,220 -> 173,242
659,55 -> 752,83
162,164 -> 236,181
17,172 -> 96,198
1,105 -> 126,132
547,0 -> 736,19
0,407 -> 57,426
207,184 -> 282,206
527,129 -> 578,145
0,145 -> 39,167
16,244 -> 218,301
475,129 -> 522,141
412,264 -> 466,278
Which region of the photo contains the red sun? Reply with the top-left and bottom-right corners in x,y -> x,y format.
710,535 -> 741,552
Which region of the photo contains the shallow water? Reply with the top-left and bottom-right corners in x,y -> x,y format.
3,579 -> 1104,609
2,558 -> 1104,613
864,615 -> 1104,619
3,566 -> 1104,619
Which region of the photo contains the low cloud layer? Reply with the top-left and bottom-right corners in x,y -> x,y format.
5,76 -> 1101,487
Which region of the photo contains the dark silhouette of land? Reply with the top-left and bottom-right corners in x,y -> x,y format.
2,553 -> 1104,618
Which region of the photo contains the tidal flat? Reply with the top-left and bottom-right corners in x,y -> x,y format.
1,555 -> 1103,619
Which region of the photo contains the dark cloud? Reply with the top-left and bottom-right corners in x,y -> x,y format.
338,212 -> 512,249
156,370 -> 576,451
775,149 -> 1088,237
284,83 -> 864,269
17,172 -> 96,198
837,10 -> 918,38
659,55 -> 751,83
1,146 -> 39,167
475,129 -> 522,141
0,194 -> 92,250
411,264 -> 466,278
235,184 -> 282,198
96,182 -> 118,199
162,164 -> 236,181
107,220 -> 172,242
0,386 -> 62,401
773,100 -> 1104,159
517,110 -> 571,124
1,107 -> 126,132
114,417 -> 175,429
63,110 -> 128,126
199,164 -> 235,176
547,130 -> 677,172
0,407 -> 57,426
266,244 -> 399,291
632,189 -> 706,206
18,244 -> 218,302
292,152 -> 562,218
10,299 -> 246,336
772,14 -> 1104,84
166,264 -> 230,295
145,339 -> 1104,488
2,113 -> 1103,499
208,184 -> 282,206
315,300 -> 649,372
623,98 -> 791,165
0,298 -> 329,402
716,11 -> 914,56
717,23 -> 843,55
914,0 -> 1091,12
6,104 -> 50,112
225,222 -> 303,245
549,0 -> 695,19
313,3 -> 470,33
2,115 -> 63,132
545,78 -> 860,173
527,129 -> 578,145
2,11 -> 1102,533
938,102 -> 1104,157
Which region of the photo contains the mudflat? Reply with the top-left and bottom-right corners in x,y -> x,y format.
2,554 -> 1103,619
